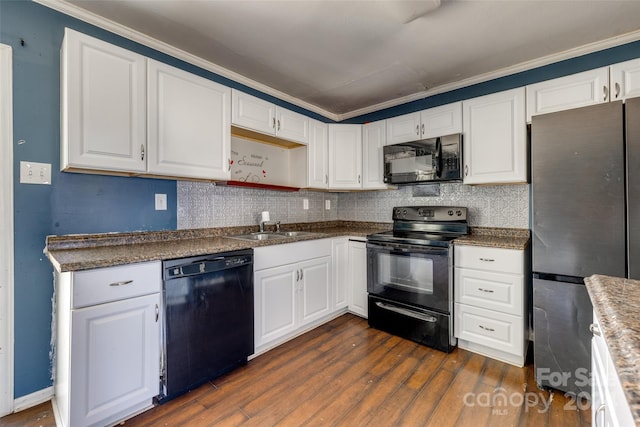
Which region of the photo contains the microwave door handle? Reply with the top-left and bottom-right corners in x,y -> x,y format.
434,137 -> 442,178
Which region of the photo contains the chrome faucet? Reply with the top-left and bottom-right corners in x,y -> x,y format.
259,211 -> 270,232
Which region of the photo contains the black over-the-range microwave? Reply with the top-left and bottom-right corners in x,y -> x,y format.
383,133 -> 463,184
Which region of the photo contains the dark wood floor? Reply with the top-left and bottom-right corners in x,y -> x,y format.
1,314 -> 591,427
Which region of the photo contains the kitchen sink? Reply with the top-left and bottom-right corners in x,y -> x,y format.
228,231 -> 322,241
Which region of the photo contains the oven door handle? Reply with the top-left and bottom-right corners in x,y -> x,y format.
375,301 -> 437,323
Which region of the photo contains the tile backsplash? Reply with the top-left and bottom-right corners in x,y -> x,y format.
178,181 -> 530,230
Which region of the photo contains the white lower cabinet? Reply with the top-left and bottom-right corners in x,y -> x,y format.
253,240 -> 333,353
331,237 -> 350,310
54,261 -> 161,427
591,311 -> 634,427
454,245 -> 527,366
348,239 -> 368,318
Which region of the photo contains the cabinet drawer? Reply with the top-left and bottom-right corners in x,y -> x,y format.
454,245 -> 523,274
72,261 -> 161,308
455,303 -> 524,356
254,239 -> 331,271
455,268 -> 523,315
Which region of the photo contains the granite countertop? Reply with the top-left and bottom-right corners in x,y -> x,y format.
584,274 -> 640,425
453,227 -> 530,250
45,221 -> 390,272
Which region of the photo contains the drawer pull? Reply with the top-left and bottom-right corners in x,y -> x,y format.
109,280 -> 133,287
479,258 -> 495,262
589,323 -> 601,336
155,304 -> 159,322
478,288 -> 494,293
479,325 -> 495,332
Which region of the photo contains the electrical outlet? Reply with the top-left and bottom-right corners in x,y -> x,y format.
20,161 -> 51,185
155,193 -> 167,211
325,199 -> 331,210
303,199 -> 309,210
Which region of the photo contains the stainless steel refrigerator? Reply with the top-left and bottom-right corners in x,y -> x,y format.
531,97 -> 640,396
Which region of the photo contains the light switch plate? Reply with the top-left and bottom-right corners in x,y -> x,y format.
303,199 -> 309,210
155,193 -> 167,210
20,161 -> 51,185
325,200 -> 331,210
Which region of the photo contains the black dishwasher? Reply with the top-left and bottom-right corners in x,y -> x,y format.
159,249 -> 253,402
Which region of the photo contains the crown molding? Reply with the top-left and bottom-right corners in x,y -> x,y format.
34,0 -> 640,123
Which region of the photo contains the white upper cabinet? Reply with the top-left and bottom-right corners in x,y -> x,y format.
147,60 -> 231,180
362,120 -> 387,189
306,119 -> 329,189
386,102 -> 462,144
61,28 -> 147,173
328,124 -> 363,189
386,111 -> 421,144
420,102 -> 463,139
610,57 -> 640,101
231,90 -> 309,145
526,68 -> 609,122
463,87 -> 527,184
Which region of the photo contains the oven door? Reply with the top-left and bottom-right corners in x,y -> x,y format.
367,241 -> 450,313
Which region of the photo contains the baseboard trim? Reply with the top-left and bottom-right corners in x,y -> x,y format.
14,386 -> 54,412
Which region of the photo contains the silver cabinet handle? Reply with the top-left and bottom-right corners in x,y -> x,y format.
479,258 -> 495,262
603,85 -> 609,101
295,269 -> 299,281
140,144 -> 145,161
478,288 -> 494,293
155,304 -> 159,322
300,269 -> 303,281
109,280 -> 133,287
464,164 -> 469,177
228,158 -> 231,171
277,119 -> 281,131
325,174 -> 328,185
415,124 -> 420,136
272,117 -> 276,130
595,404 -> 606,427
421,123 -> 425,136
589,323 -> 601,336
479,325 -> 495,332
358,174 -> 361,184
615,82 -> 621,99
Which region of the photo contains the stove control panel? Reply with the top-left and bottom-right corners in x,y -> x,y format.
393,206 -> 467,221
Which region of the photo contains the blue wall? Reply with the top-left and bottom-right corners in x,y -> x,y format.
1,0 -> 640,399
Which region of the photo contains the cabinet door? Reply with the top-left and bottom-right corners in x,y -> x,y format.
420,102 -> 463,139
332,238 -> 349,310
70,293 -> 160,427
610,58 -> 640,101
276,108 -> 309,145
254,264 -> 297,348
61,28 -> 146,173
385,111 -> 421,144
307,119 -> 329,188
147,60 -> 231,180
362,120 -> 387,189
299,256 -> 332,325
348,241 -> 368,318
231,90 -> 276,136
526,68 -> 609,122
328,124 -> 362,189
463,87 -> 527,184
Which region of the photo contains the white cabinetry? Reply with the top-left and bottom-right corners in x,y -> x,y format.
306,119 -> 330,189
53,261 -> 161,427
462,88 -> 527,184
328,124 -> 363,189
610,58 -> 640,102
385,102 -> 462,144
526,68 -> 609,122
147,60 -> 231,180
231,90 -> 309,145
253,240 -> 332,353
591,311 -> 635,427
362,120 -> 388,189
454,245 -> 527,366
348,239 -> 368,318
61,28 -> 147,173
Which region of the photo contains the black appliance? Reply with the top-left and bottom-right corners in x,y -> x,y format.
367,206 -> 468,352
159,249 -> 254,402
383,133 -> 463,184
531,98 -> 640,395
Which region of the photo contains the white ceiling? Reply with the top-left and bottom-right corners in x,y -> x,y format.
48,0 -> 640,120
